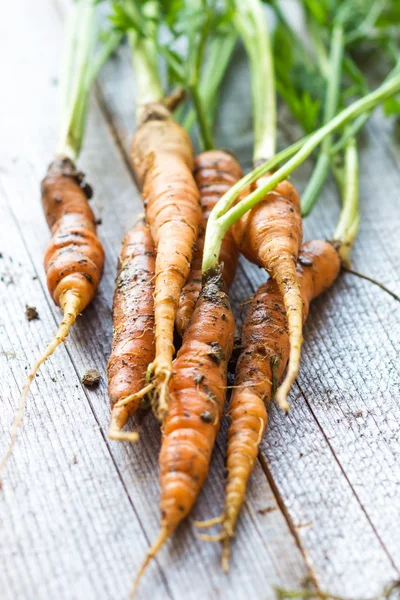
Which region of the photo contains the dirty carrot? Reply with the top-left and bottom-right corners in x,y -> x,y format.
130,103 -> 201,419
232,178 -> 303,410
107,219 -> 155,441
132,266 -> 235,595
229,0 -> 305,410
200,121 -> 361,571
175,150 -> 242,336
206,240 -> 341,570
202,72 -> 400,411
113,4 -> 202,420
0,1 -> 121,476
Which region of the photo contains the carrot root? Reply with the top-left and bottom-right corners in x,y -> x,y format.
108,407 -> 139,442
114,383 -> 154,409
130,525 -> 171,600
193,515 -> 224,528
154,369 -> 171,422
0,291 -> 82,476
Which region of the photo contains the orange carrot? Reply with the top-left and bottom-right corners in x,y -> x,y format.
132,266 -> 235,595
0,158 -> 104,473
130,103 -> 202,420
107,219 -> 155,441
176,150 -> 242,336
199,240 -> 340,569
233,178 -> 303,410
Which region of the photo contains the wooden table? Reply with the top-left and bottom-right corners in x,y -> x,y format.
1,2 -> 399,599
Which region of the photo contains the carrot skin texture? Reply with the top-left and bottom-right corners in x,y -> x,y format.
132,269 -> 235,592
162,268 -> 235,528
130,105 -> 201,417
107,220 -> 155,437
176,150 -> 242,337
222,241 -> 341,562
0,158 -> 104,476
42,157 -> 104,310
233,179 -> 303,409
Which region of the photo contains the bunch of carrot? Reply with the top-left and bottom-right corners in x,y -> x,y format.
2,0 -> 400,597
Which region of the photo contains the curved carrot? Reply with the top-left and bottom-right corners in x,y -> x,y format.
132,267 -> 235,595
176,150 -> 242,336
130,103 -> 201,420
233,178 -> 303,410
0,157 -> 104,473
201,240 -> 340,569
107,219 -> 155,442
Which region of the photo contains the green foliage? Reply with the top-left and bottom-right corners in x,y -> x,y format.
273,22 -> 324,132
383,95 -> 400,116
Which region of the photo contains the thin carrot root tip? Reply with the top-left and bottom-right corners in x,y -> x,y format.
130,526 -> 171,599
193,515 -> 224,529
275,366 -> 298,412
222,538 -> 231,573
108,429 -> 139,443
114,383 -> 154,409
197,532 -> 225,543
154,370 -> 171,421
0,291 -> 82,476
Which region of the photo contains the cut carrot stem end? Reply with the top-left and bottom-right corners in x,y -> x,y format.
130,525 -> 171,600
0,291 -> 82,477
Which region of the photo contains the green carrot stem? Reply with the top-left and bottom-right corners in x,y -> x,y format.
301,23 -> 344,216
87,31 -> 123,86
330,60 -> 400,156
202,71 -> 400,273
182,32 -> 237,132
190,84 -> 214,150
57,0 -> 97,160
129,29 -> 163,118
334,137 -> 359,264
234,0 -> 276,161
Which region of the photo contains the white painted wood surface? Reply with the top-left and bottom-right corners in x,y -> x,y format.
0,1 -> 399,599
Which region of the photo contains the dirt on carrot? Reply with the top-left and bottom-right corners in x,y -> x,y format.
132,266 -> 235,596
107,219 -> 155,441
200,240 -> 340,570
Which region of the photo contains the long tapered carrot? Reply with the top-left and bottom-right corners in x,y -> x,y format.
232,178 -> 303,410
130,103 -> 202,420
107,219 -> 155,441
176,150 -> 241,336
0,158 -> 104,473
132,266 -> 235,595
198,240 -> 340,568
0,1 -> 121,476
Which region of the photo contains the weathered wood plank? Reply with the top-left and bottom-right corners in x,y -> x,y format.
0,174 -> 169,600
94,25 -> 400,598
0,1 -> 310,599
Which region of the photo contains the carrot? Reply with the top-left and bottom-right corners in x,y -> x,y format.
107,219 -> 155,441
232,177 -> 303,410
175,150 -> 242,336
129,103 -> 202,419
198,240 -> 340,569
0,3 -> 121,476
0,158 -> 104,473
132,266 -> 235,595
